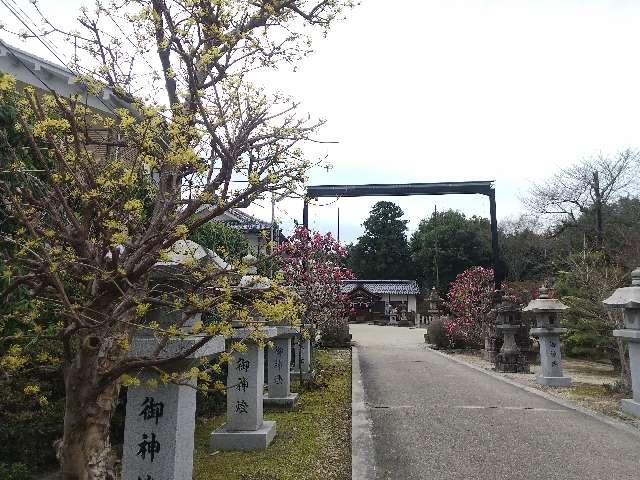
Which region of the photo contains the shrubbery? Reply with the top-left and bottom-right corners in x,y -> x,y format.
444,267 -> 494,348
0,462 -> 31,480
0,374 -> 64,474
318,316 -> 351,348
426,318 -> 450,349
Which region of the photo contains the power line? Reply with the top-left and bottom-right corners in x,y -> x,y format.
5,0 -> 61,61
0,37 -> 57,94
0,0 -> 121,117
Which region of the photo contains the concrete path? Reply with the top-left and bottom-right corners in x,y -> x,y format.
351,324 -> 640,480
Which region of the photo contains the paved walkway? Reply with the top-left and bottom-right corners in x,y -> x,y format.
351,324 -> 640,480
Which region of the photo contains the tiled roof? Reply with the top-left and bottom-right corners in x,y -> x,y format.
196,206 -> 273,232
340,280 -> 420,296
220,209 -> 272,232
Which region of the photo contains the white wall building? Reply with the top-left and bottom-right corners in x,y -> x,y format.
341,279 -> 420,314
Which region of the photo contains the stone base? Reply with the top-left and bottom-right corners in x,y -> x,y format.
209,421 -> 276,451
495,353 -> 529,373
537,375 -> 572,387
398,321 -> 412,327
263,392 -> 298,410
621,399 -> 640,417
291,370 -> 315,382
495,362 -> 530,373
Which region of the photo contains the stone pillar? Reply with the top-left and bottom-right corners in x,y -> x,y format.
525,287 -> 571,387
122,336 -> 224,480
291,329 -> 312,381
210,328 -> 277,451
123,376 -> 196,480
264,326 -> 298,409
621,340 -> 640,416
604,267 -> 640,417
536,331 -> 570,386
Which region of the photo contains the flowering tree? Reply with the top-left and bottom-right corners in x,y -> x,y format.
0,1 -> 353,477
275,226 -> 354,345
444,267 -> 495,347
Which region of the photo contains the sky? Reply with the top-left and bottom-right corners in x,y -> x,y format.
3,0 -> 640,243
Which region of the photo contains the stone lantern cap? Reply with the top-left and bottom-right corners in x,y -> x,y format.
495,300 -> 521,314
523,287 -> 569,313
494,299 -> 522,326
238,253 -> 271,290
154,239 -> 229,272
603,267 -> 640,309
228,326 -> 278,341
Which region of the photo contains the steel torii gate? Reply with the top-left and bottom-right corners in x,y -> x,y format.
302,181 -> 503,287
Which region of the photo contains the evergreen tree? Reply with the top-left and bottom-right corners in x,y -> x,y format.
189,221 -> 249,263
410,209 -> 492,290
348,201 -> 415,279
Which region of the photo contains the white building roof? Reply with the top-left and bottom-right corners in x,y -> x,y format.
0,41 -> 130,116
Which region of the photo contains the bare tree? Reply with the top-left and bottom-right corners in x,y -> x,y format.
525,149 -> 640,250
499,215 -> 553,282
0,1 -> 353,478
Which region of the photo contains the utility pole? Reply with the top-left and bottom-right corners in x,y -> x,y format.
271,191 -> 275,249
337,207 -> 340,244
433,205 -> 440,291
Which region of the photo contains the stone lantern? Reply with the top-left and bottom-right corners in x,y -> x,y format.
425,287 -> 443,326
122,240 -> 227,480
210,253 -> 281,450
524,287 -> 571,387
494,300 -> 529,373
603,267 -> 640,417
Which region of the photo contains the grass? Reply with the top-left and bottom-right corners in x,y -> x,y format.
193,348 -> 352,480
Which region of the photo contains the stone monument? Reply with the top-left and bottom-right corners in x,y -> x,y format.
122,336 -> 225,480
209,327 -> 279,451
604,267 -> 640,416
264,325 -> 299,409
524,287 -> 571,387
291,328 -> 312,381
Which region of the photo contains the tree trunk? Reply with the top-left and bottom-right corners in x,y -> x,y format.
592,171 -> 604,250
61,336 -> 119,480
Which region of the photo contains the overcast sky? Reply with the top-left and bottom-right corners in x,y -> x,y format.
4,0 -> 640,243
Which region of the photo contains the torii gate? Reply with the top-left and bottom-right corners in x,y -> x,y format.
302,181 -> 503,288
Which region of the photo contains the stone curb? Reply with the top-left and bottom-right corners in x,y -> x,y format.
427,346 -> 640,439
351,346 -> 376,479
